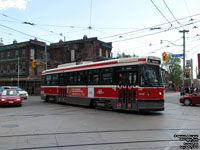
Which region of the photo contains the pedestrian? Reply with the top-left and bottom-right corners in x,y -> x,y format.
190,86 -> 194,93
180,86 -> 184,96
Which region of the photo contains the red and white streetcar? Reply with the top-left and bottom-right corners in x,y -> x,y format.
41,56 -> 164,111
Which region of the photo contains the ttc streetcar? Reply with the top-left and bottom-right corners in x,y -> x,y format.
41,56 -> 164,111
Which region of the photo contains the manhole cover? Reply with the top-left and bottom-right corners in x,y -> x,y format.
2,124 -> 19,128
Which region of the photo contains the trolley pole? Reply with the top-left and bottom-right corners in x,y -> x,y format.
179,30 -> 189,93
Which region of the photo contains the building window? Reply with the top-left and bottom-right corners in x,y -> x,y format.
22,63 -> 26,73
15,64 -> 18,73
22,49 -> 26,57
106,50 -> 109,58
99,48 -> 102,56
1,52 -> 4,58
71,50 -> 75,62
7,65 -> 9,73
7,51 -> 10,57
15,50 -> 18,57
1,65 -> 4,73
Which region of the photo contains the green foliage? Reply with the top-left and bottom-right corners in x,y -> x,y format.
185,79 -> 191,87
162,54 -> 182,87
114,52 -> 137,58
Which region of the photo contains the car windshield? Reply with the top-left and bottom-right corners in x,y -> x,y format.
11,87 -> 23,91
141,65 -> 163,87
0,87 -> 4,92
2,90 -> 18,96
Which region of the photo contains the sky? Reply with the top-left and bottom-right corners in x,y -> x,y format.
0,0 -> 200,78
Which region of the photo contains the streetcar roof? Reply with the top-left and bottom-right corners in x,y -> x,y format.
42,56 -> 161,75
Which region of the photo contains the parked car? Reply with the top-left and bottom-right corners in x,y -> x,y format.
10,87 -> 29,100
180,91 -> 200,106
0,87 -> 4,96
2,86 -> 29,99
0,86 -> 9,96
0,89 -> 22,106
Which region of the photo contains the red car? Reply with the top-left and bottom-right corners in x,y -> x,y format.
0,89 -> 22,107
180,91 -> 200,106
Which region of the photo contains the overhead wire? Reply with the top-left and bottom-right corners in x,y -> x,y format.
1,12 -> 200,44
187,44 -> 200,56
100,13 -> 200,41
162,0 -> 184,29
0,29 -> 27,40
0,24 -> 52,43
150,0 -> 179,31
0,13 -> 68,40
184,0 -> 200,40
142,37 -> 183,55
0,9 -> 200,51
110,18 -> 200,43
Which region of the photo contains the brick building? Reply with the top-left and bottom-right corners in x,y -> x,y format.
0,39 -> 46,95
48,36 -> 112,68
0,37 -> 112,95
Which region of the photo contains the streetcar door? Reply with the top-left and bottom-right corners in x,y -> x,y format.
58,75 -> 67,102
118,72 -> 135,109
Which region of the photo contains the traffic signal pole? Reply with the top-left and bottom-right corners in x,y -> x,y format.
179,30 -> 189,93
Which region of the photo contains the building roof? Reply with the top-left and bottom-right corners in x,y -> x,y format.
50,36 -> 112,50
0,39 -> 45,51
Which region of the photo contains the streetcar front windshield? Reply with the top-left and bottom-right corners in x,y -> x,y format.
141,65 -> 163,87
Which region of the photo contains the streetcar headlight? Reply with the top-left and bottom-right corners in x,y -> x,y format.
159,91 -> 162,96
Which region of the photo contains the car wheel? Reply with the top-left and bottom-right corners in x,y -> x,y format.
184,99 -> 191,106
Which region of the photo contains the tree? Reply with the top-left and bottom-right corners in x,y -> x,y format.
162,54 -> 182,88
114,52 -> 137,58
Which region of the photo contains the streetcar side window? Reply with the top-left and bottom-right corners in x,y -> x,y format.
101,68 -> 113,85
45,75 -> 52,85
88,70 -> 99,85
68,72 -> 74,85
133,72 -> 137,85
59,73 -> 67,86
118,72 -> 138,86
77,71 -> 87,85
52,74 -> 58,85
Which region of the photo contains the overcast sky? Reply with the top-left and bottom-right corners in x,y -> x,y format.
0,0 -> 200,78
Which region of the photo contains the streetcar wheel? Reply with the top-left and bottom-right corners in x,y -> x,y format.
45,96 -> 49,102
92,100 -> 97,108
184,99 -> 191,106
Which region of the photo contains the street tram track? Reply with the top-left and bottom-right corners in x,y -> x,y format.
7,139 -> 183,150
1,128 -> 200,138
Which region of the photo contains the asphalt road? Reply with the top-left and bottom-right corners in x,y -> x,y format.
0,95 -> 199,150
165,92 -> 181,105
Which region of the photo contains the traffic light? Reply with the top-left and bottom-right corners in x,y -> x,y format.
186,72 -> 190,78
162,52 -> 167,61
32,59 -> 36,68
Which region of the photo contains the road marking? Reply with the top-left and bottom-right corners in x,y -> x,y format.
164,126 -> 184,150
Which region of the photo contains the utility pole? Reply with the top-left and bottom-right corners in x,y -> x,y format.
179,30 -> 189,94
191,59 -> 193,86
17,57 -> 19,87
45,43 -> 48,70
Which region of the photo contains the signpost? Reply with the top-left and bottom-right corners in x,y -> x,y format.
171,54 -> 184,57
